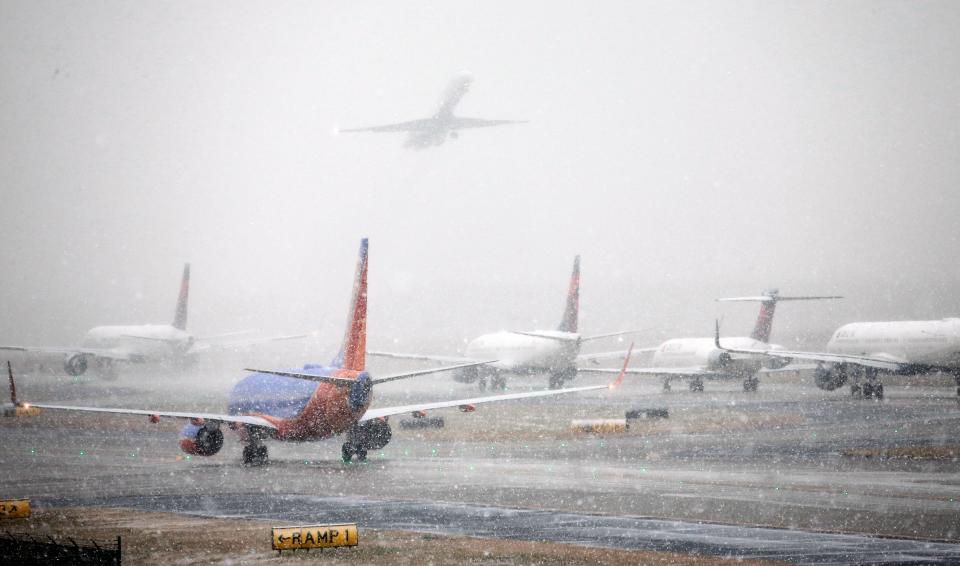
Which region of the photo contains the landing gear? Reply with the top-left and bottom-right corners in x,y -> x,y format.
743,376 -> 759,392
689,378 -> 704,393
851,367 -> 883,400
548,367 -> 577,390
242,443 -> 268,466
490,374 -> 507,391
662,379 -> 672,392
342,419 -> 392,463
478,376 -> 487,391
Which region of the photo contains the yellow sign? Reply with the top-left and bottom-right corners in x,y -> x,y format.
0,498 -> 30,519
272,523 -> 358,550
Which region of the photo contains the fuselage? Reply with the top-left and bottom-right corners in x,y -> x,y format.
653,336 -> 781,376
464,330 -> 579,373
228,364 -> 371,442
81,324 -> 193,360
827,319 -> 960,369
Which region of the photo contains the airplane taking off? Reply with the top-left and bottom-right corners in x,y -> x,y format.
580,290 -> 840,392
12,239 -> 631,465
0,264 -> 305,380
338,73 -> 526,149
717,317 -> 960,401
370,256 -> 635,390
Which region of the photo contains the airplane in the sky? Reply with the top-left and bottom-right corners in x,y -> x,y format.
370,255 -> 634,390
716,316 -> 960,401
338,73 -> 526,149
0,264 -> 305,380
579,290 -> 840,392
12,239 -> 632,465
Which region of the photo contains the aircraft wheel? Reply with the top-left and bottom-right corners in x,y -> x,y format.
862,382 -> 875,398
850,384 -> 862,397
355,448 -> 368,462
873,383 -> 884,401
341,443 -> 355,463
243,444 -> 268,466
689,379 -> 704,393
743,378 -> 759,392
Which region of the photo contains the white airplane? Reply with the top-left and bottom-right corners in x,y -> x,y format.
580,290 -> 840,392
370,256 -> 634,390
5,239 -> 634,466
716,317 -> 960,401
0,264 -> 305,380
338,72 -> 526,149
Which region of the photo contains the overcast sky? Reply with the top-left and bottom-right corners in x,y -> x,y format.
2,1 -> 959,353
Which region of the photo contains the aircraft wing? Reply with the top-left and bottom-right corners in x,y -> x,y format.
716,346 -> 905,372
0,345 -> 132,361
190,333 -> 311,354
366,350 -> 481,365
359,383 -> 611,422
339,119 -> 438,133
577,348 -> 656,364
26,404 -> 277,429
577,366 -> 720,378
450,117 -> 527,129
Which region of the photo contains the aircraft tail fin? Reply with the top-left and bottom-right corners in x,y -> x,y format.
172,263 -> 190,331
717,289 -> 841,343
331,238 -> 369,372
557,255 -> 580,333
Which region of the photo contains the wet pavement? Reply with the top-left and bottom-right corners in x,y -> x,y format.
2,366 -> 959,563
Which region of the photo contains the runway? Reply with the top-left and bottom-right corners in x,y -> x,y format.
2,365 -> 960,563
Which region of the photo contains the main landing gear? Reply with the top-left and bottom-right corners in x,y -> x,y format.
688,378 -> 704,393
242,442 -> 268,466
743,376 -> 760,392
341,419 -> 392,464
850,367 -> 884,400
478,370 -> 507,392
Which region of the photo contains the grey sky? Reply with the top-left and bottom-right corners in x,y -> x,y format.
2,1 -> 959,353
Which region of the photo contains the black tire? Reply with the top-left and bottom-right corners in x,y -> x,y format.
743,378 -> 758,392
689,380 -> 704,393
850,384 -> 862,397
341,443 -> 354,463
243,444 -> 267,466
862,382 -> 875,398
874,383 -> 884,401
355,448 -> 368,462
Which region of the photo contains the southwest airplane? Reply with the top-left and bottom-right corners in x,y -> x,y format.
0,264 -> 304,380
717,317 -> 960,401
580,290 -> 839,392
12,239 -> 631,465
370,256 -> 633,390
338,73 -> 526,149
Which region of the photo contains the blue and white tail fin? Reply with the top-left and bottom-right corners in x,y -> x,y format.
331,239 -> 369,372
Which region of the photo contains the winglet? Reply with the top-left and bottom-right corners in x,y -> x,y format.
172,263 -> 190,331
7,361 -> 17,406
557,255 -> 580,333
714,319 -> 722,349
609,342 -> 634,389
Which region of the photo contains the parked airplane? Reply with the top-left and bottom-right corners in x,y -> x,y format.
370,255 -> 634,390
0,264 -> 305,380
717,317 -> 960,401
338,73 -> 526,149
580,290 -> 840,392
12,239 -> 632,465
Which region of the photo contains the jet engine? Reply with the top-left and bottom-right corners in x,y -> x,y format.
349,418 -> 392,451
179,421 -> 224,456
706,350 -> 732,370
64,353 -> 89,376
814,363 -> 848,391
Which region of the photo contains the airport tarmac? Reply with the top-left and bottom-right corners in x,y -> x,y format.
2,364 -> 959,564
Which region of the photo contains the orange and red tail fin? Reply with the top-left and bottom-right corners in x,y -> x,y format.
332,238 -> 368,372
557,255 -> 580,333
172,263 -> 190,331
